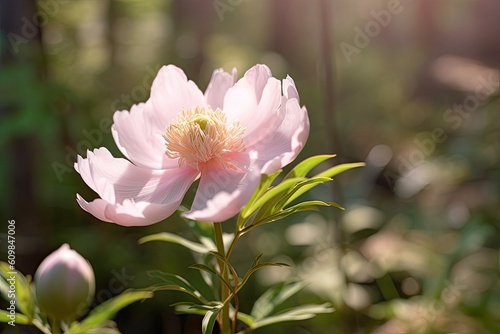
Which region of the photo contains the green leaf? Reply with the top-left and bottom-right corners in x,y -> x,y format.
175,305 -> 256,327
147,271 -> 209,304
67,290 -> 152,333
284,162 -> 365,205
240,170 -> 282,220
239,262 -> 289,290
251,303 -> 334,330
272,177 -> 331,212
138,232 -> 211,254
202,307 -> 222,334
253,201 -> 336,227
189,264 -> 232,291
251,177 -> 330,224
175,303 -> 221,314
206,251 -> 239,287
284,154 -> 336,179
235,311 -> 256,327
250,281 -> 307,321
286,200 -> 344,212
85,321 -> 121,334
0,309 -> 30,324
250,254 -> 264,269
208,251 -> 234,272
0,262 -> 34,319
177,210 -> 217,249
316,162 -> 366,179
242,178 -> 306,219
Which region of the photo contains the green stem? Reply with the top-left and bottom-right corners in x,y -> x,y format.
214,223 -> 231,334
226,231 -> 241,260
50,318 -> 61,334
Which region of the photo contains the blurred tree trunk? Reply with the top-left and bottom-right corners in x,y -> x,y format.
269,0 -> 317,75
0,0 -> 46,276
171,0 -> 213,79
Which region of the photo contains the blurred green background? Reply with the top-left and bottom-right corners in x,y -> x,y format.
1,0 -> 499,333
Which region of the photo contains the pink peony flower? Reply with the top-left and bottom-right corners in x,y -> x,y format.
75,64 -> 309,226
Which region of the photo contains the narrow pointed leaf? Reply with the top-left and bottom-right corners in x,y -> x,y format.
285,154 -> 336,179
277,176 -> 331,208
208,251 -> 234,272
252,201 -> 333,227
85,321 -> 120,334
240,170 -> 281,219
250,254 -> 264,269
251,281 -> 307,321
285,162 -> 365,205
139,232 -> 210,254
67,290 -> 152,333
234,311 -> 256,327
286,200 -> 343,211
251,303 -> 334,330
239,262 -> 289,289
0,309 -> 30,324
243,178 -> 305,219
178,212 -> 216,249
150,284 -> 208,304
175,303 -> 221,314
0,263 -> 34,319
189,264 -> 232,291
147,271 -> 208,303
202,307 -> 222,334
316,162 -> 365,179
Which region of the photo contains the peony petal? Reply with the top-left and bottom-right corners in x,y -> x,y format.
76,195 -> 112,222
76,196 -> 185,227
183,154 -> 261,222
112,100 -> 178,170
204,68 -> 237,110
223,65 -> 283,148
283,75 -> 299,102
150,65 -> 206,127
75,148 -> 199,226
104,200 -> 182,227
251,97 -> 310,174
75,154 -> 97,194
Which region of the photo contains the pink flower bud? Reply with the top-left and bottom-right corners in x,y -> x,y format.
35,244 -> 95,320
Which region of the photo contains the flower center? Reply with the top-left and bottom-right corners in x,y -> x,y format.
164,106 -> 246,170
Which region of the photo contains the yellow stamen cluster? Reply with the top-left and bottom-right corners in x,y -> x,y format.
164,106 -> 246,170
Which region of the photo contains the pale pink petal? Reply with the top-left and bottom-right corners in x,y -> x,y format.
104,200 -> 182,227
204,68 -> 237,110
76,196 -> 184,227
150,65 -> 206,127
250,97 -> 310,174
75,148 -> 199,226
74,154 -> 97,193
183,154 -> 261,222
112,100 -> 178,170
76,195 -> 111,222
223,65 -> 283,148
283,75 -> 299,102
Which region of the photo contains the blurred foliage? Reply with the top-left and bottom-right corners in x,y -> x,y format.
1,0 -> 499,333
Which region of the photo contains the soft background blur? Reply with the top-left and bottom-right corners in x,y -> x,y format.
1,0 -> 499,333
